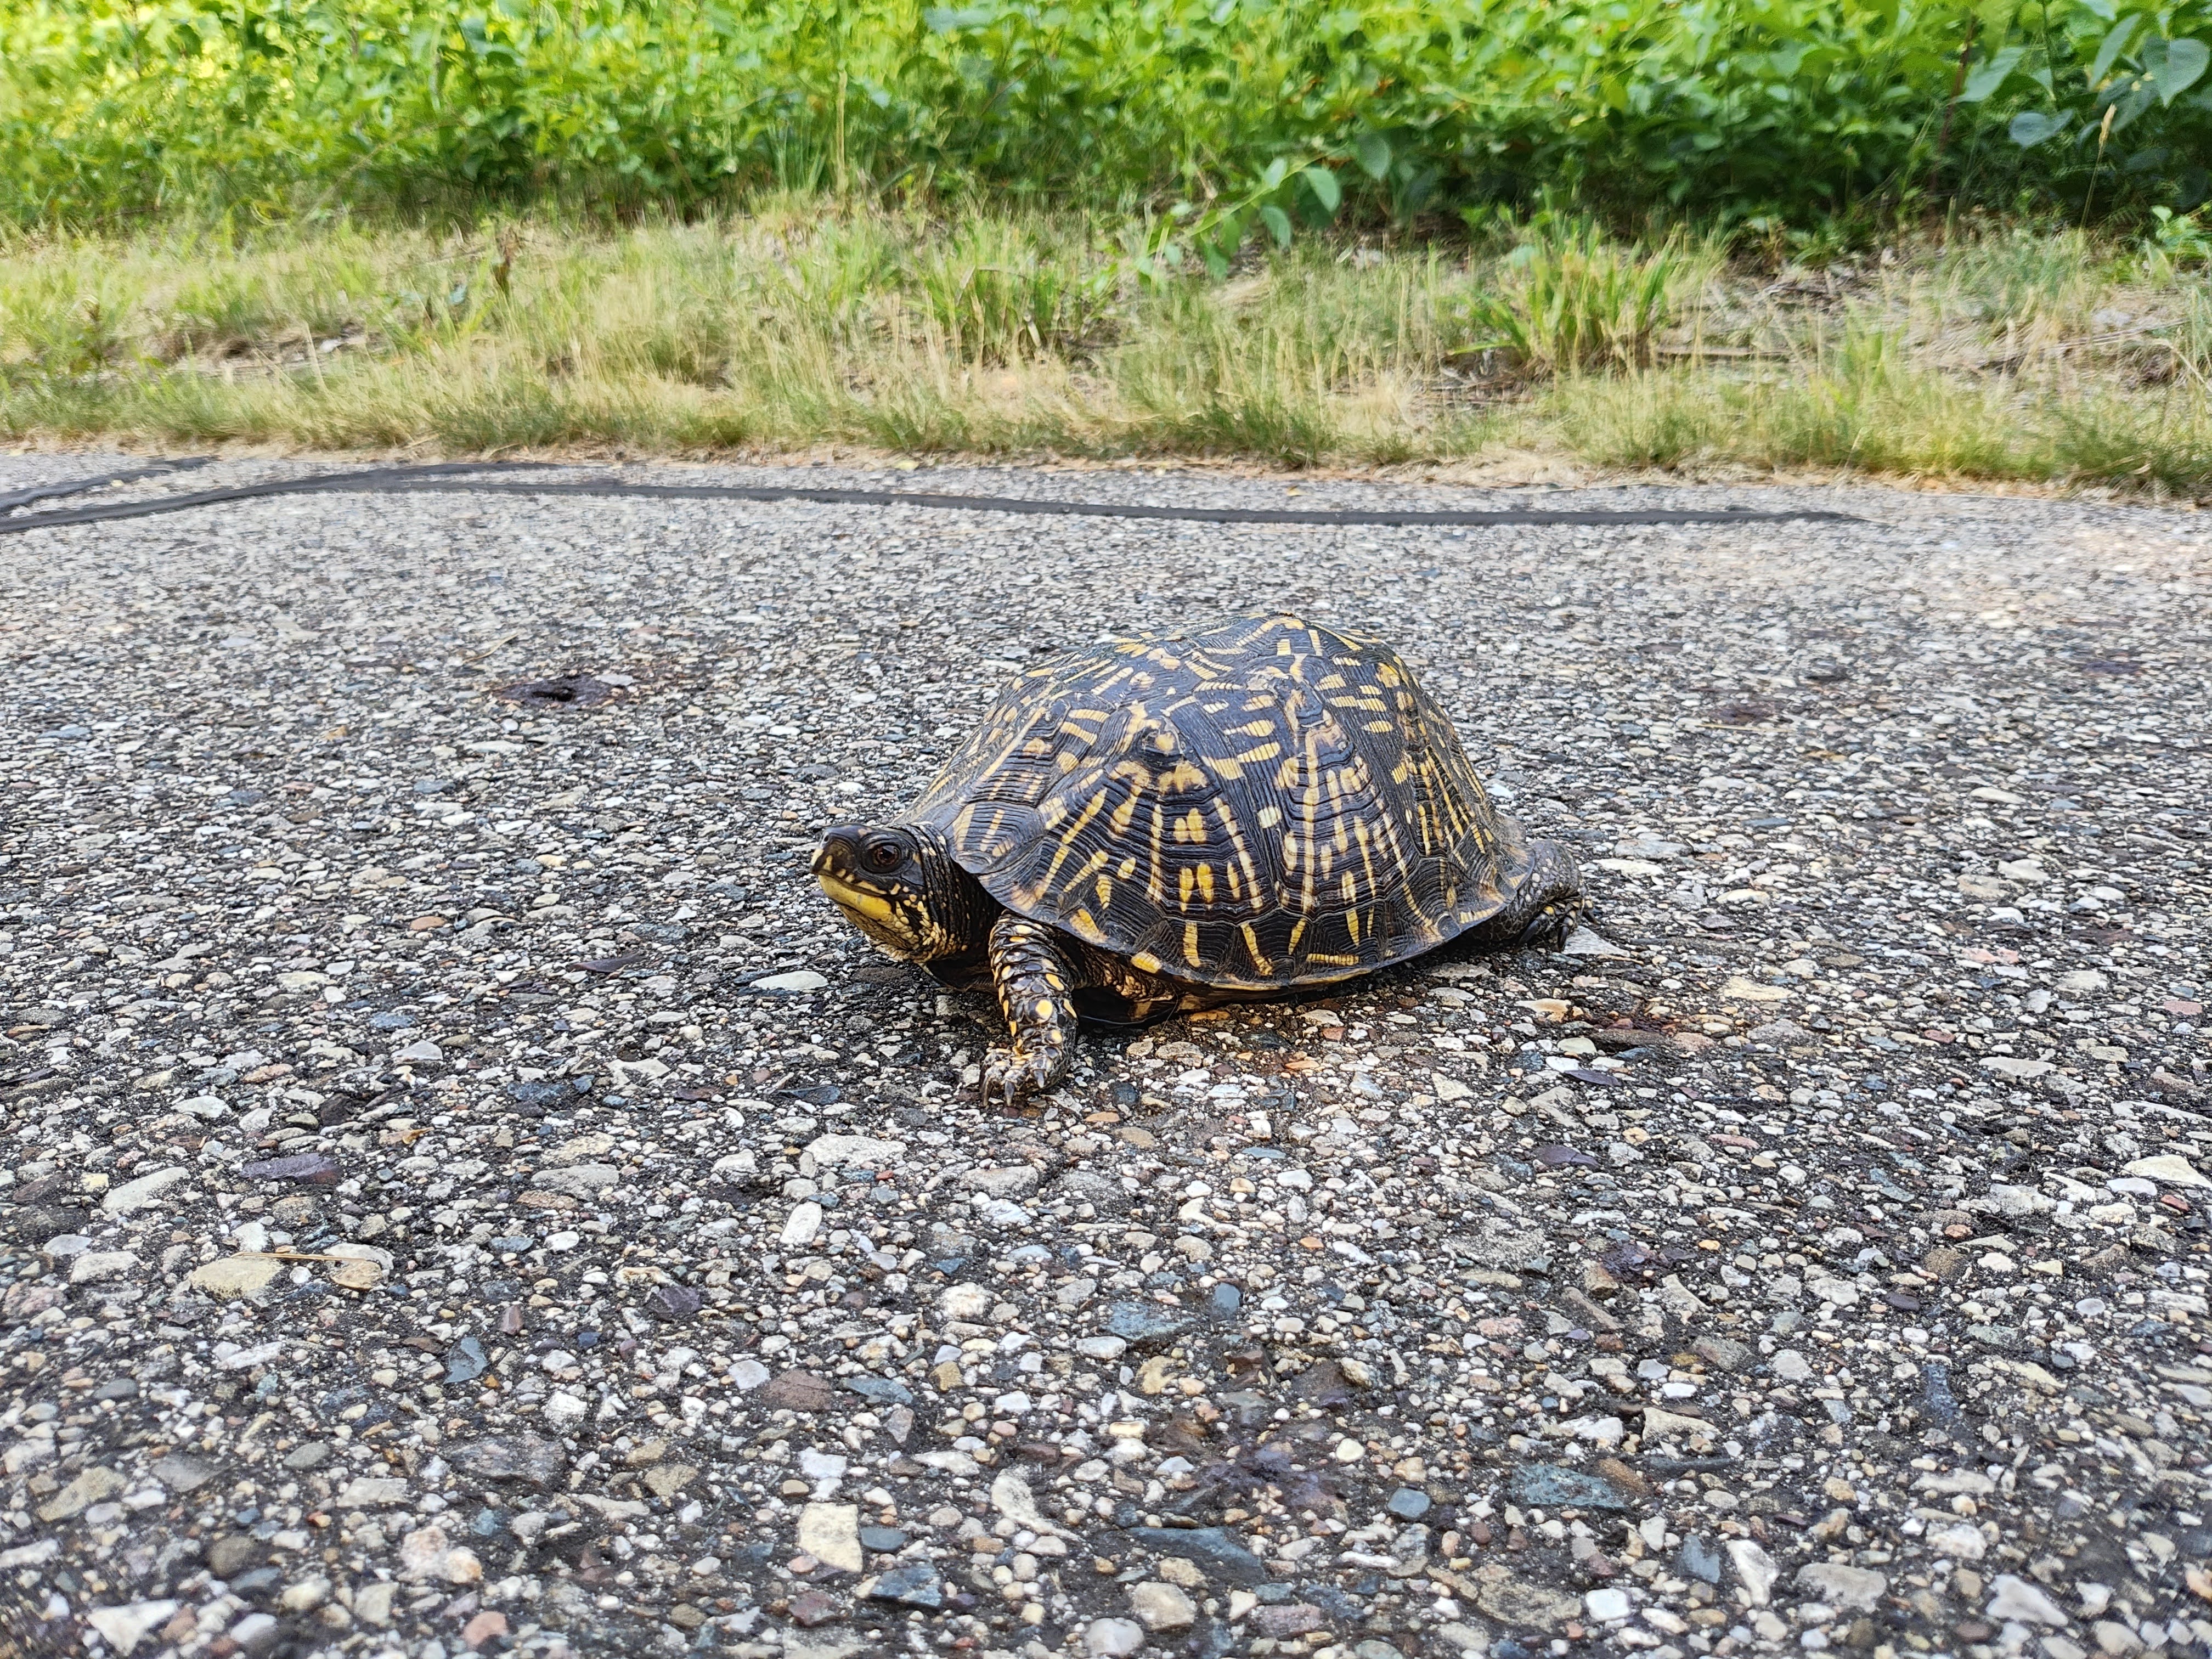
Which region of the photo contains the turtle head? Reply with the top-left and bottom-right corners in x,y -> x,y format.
812,822 -> 992,964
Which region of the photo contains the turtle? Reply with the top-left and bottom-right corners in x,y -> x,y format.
811,612 -> 1584,1104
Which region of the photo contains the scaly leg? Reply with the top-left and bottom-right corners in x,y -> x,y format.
981,915 -> 1084,1107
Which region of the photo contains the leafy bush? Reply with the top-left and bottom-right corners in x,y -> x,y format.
0,0 -> 2208,234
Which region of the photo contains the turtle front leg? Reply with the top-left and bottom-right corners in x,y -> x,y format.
982,914 -> 1085,1107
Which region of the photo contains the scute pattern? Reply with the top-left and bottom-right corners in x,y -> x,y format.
909,613 -> 1537,990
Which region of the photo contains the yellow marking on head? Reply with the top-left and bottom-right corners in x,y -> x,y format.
1132,950 -> 1163,973
1183,923 -> 1201,966
817,874 -> 898,924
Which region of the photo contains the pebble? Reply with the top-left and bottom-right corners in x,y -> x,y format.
1084,1617 -> 1147,1657
1128,1579 -> 1198,1630
3,456 -> 2207,1658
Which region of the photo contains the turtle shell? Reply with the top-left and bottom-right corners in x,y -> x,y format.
908,613 -> 1545,990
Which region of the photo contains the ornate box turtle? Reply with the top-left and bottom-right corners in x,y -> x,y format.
813,613 -> 1584,1103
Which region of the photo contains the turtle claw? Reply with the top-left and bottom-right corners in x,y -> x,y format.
981,1047 -> 1060,1109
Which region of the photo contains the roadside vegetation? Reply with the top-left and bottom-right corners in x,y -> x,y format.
2,1 -> 2209,490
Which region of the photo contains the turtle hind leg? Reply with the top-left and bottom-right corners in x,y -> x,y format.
981,915 -> 1088,1108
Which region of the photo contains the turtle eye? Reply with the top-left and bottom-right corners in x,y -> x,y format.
862,838 -> 906,874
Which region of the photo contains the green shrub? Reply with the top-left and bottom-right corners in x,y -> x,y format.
2,0 -> 2207,235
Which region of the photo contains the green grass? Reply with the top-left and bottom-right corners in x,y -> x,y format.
4,205 -> 2210,496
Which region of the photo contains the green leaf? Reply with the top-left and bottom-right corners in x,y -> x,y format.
1300,165 -> 1341,213
2088,15 -> 2142,86
2008,108 -> 2073,145
1259,203 -> 1293,247
2152,37 -> 2210,103
1259,156 -> 1290,193
1353,130 -> 1391,180
1960,44 -> 2024,102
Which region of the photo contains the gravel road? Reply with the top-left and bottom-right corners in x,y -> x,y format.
2,455 -> 2208,1659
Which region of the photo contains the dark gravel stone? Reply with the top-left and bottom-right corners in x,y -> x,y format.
450,1432 -> 568,1489
1385,1487 -> 1431,1520
1127,1525 -> 1266,1586
866,1564 -> 944,1607
1102,1302 -> 1195,1350
1506,1464 -> 1634,1511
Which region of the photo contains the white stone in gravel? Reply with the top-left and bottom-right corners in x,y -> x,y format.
215,1340 -> 285,1370
2123,1154 -> 2210,1188
1772,1349 -> 1813,1381
353,1583 -> 396,1627
399,1525 -> 481,1584
1585,1588 -> 1633,1622
729,1358 -> 770,1389
69,1251 -> 138,1285
806,1133 -> 906,1169
84,1601 -> 180,1656
338,1477 -> 411,1508
1726,1539 -> 1778,1605
1560,926 -> 1629,957
1085,1618 -> 1146,1657
394,1039 -> 443,1063
991,1471 -> 1076,1539
1927,1523 -> 1988,1559
1982,1056 -> 2054,1079
534,1163 -> 619,1197
780,1201 -> 825,1247
1130,1581 -> 1197,1630
942,1283 -> 991,1320
544,1392 -> 587,1427
1988,1575 -> 2072,1626
960,1165 -> 1040,1197
1076,1335 -> 1126,1360
754,970 -> 828,993
798,1502 -> 862,1572
176,1094 -> 230,1119
1797,1564 -> 1887,1611
101,1166 -> 187,1214
0,1540 -> 58,1569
